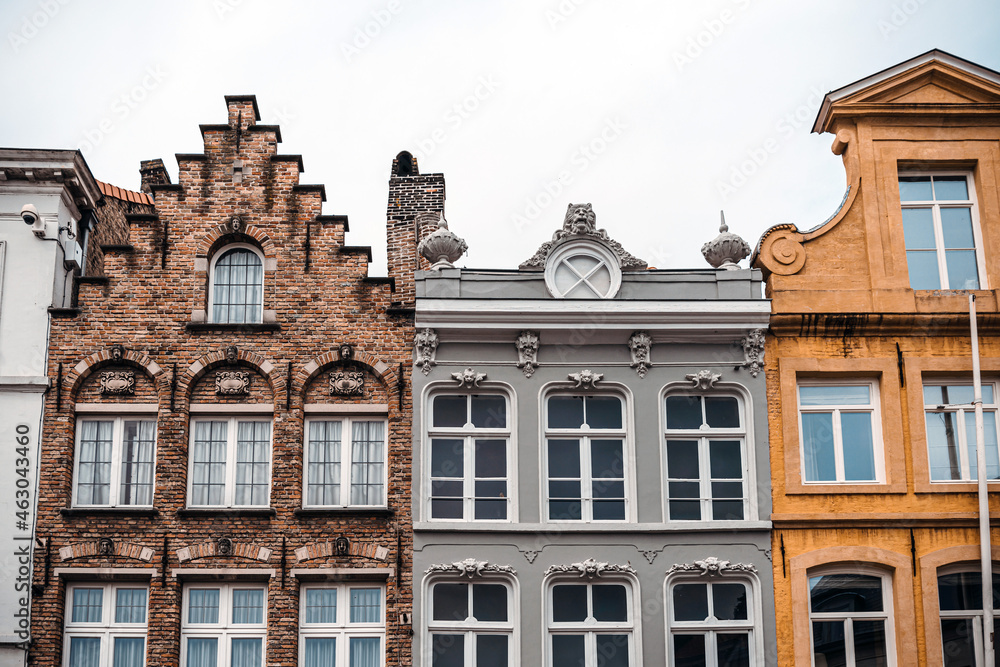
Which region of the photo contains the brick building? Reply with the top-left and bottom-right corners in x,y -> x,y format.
30,96 -> 437,667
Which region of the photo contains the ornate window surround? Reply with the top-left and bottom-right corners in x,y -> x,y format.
207,242 -> 266,325
543,238 -> 623,300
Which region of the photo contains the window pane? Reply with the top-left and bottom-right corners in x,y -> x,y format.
705,397 -> 740,428
475,479 -> 507,500
809,574 -> 883,613
946,250 -> 980,290
941,207 -> 975,247
841,412 -> 876,482
212,249 -> 263,325
548,440 -> 580,478
812,621 -> 846,667
475,498 -> 507,520
940,618 -> 976,667
668,441 -> 700,479
902,207 -> 936,248
548,396 -> 584,428
433,583 -> 467,622
305,588 -> 337,623
120,420 -> 155,506
593,584 -> 628,622
596,635 -> 629,667
673,583 -> 709,621
77,420 -> 112,505
232,589 -> 264,624
431,634 -> 463,667
591,439 -> 624,479
853,619 -> 888,666
192,421 -> 227,506
717,633 -> 750,667
115,588 -> 147,624
72,588 -> 103,623
186,637 -> 218,667
586,396 -> 622,429
800,385 -> 871,406
899,176 -> 933,201
934,176 -> 969,201
476,635 -> 508,667
673,634 -> 706,667
349,637 -> 380,667
431,498 -> 464,519
667,395 -> 703,429
710,440 -> 743,479
552,585 -> 588,622
350,421 -> 385,506
431,439 -> 463,478
113,638 -> 144,667
713,583 -> 748,621
549,500 -> 582,521
433,396 -> 467,428
670,499 -> 701,521
472,584 -> 507,622
188,589 -> 220,624
908,250 -> 942,290
927,411 -> 962,481
307,421 -> 342,506
802,413 -> 836,482
966,411 -> 1000,481
235,421 -> 270,506
350,588 -> 381,623
231,637 -> 262,667
551,635 -> 586,667
471,395 -> 506,429
937,571 -> 1000,611
69,637 -> 101,667
593,480 -> 625,499
475,440 -> 506,477
304,637 -> 336,667
713,499 -> 744,521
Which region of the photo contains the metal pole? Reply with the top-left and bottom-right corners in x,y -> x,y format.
970,293 -> 994,665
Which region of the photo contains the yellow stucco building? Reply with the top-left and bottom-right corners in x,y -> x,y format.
754,50 -> 1000,666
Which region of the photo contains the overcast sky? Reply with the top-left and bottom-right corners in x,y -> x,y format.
2,0 -> 998,274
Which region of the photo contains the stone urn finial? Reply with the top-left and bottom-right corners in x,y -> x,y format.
701,211 -> 750,270
418,213 -> 468,270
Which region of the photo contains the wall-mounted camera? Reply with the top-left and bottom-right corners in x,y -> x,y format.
20,204 -> 46,238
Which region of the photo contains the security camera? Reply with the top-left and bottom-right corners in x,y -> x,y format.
20,204 -> 38,226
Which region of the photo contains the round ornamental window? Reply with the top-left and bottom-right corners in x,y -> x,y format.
544,240 -> 622,299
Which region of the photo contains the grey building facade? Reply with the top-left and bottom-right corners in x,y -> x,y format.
411,203 -> 776,666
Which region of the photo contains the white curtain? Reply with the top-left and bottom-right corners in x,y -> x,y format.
235,422 -> 270,506
231,589 -> 264,624
304,637 -> 336,667
308,421 -> 342,506
113,637 -> 145,667
349,637 -> 380,667
350,422 -> 385,505
114,588 -> 147,624
192,422 -> 226,505
72,589 -> 103,623
187,589 -> 220,624
68,637 -> 101,667
78,420 -> 113,504
186,638 -> 217,667
349,589 -> 380,623
230,638 -> 262,667
120,420 -> 155,505
305,588 -> 338,624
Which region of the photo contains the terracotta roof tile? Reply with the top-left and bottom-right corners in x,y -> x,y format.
97,180 -> 154,206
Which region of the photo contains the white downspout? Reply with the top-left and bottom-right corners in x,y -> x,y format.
970,293 -> 994,665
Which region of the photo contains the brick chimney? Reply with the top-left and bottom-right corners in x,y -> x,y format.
139,159 -> 171,194
385,151 -> 446,306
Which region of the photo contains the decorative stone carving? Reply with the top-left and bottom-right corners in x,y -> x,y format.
230,215 -> 243,232
521,203 -> 647,270
414,329 -> 439,376
339,343 -> 354,361
330,371 -> 365,396
628,332 -> 652,378
100,371 -> 135,395
225,345 -> 238,364
217,537 -> 233,556
425,558 -> 517,578
667,556 -> 758,576
701,211 -> 751,270
110,344 -> 125,362
741,329 -> 765,378
686,369 -> 722,390
97,538 -> 114,556
522,550 -> 541,564
452,368 -> 486,388
216,371 -> 251,395
418,214 -> 468,270
639,549 -> 662,565
545,558 -> 636,579
335,536 -> 350,556
515,331 -> 540,378
567,370 -> 603,389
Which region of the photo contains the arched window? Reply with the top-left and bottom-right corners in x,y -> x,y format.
210,245 -> 264,324
667,576 -> 758,666
809,568 -> 894,666
937,566 -> 1000,666
545,577 -> 636,666
427,577 -> 515,666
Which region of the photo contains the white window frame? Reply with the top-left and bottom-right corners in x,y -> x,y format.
424,575 -> 517,666
543,239 -> 623,299
665,575 -> 762,667
187,417 -> 272,508
807,567 -> 896,667
298,583 -> 385,666
180,583 -> 267,667
208,243 -> 265,324
303,417 -> 388,508
425,390 -> 513,522
72,416 -> 157,508
542,390 -> 634,523
544,576 -> 640,667
898,171 -> 986,290
936,564 -> 1000,667
796,380 -> 885,484
923,379 -> 1000,483
662,388 -> 751,522
63,582 -> 149,667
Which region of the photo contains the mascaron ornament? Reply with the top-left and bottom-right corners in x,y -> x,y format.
418,214 -> 468,270
628,332 -> 652,379
667,556 -> 757,576
545,558 -> 636,579
568,370 -> 603,389
701,211 -> 750,270
452,368 -> 487,388
425,558 -> 517,578
741,329 -> 765,378
414,329 -> 439,376
516,331 -> 540,378
686,369 -> 722,390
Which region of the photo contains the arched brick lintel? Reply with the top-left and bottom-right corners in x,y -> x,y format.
65,347 -> 165,403
296,349 -> 399,402
178,347 -> 283,404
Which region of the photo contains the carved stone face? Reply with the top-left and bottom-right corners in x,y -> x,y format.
225,345 -> 238,364
340,344 -> 353,360
110,344 -> 124,362
563,203 -> 596,234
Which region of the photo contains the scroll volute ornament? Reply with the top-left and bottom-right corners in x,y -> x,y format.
757,226 -> 806,276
